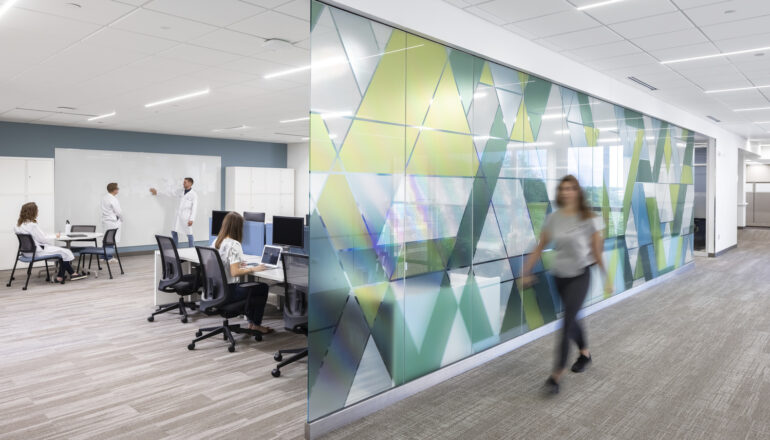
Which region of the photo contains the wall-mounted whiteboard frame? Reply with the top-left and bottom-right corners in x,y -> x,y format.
225,167 -> 294,222
55,148 -> 220,248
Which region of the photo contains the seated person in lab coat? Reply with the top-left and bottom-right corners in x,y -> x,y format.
14,202 -> 87,283
101,182 -> 122,244
149,177 -> 198,248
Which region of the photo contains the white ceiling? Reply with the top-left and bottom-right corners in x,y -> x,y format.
445,0 -> 770,140
0,0 -> 310,144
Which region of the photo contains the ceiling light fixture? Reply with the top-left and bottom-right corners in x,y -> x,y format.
734,106 -> 770,112
280,116 -> 310,123
212,125 -> 249,132
145,88 -> 210,108
576,0 -> 626,11
628,76 -> 658,91
705,84 -> 770,93
0,0 -> 18,19
754,121 -> 770,123
87,111 -> 116,121
706,115 -> 721,123
661,45 -> 770,64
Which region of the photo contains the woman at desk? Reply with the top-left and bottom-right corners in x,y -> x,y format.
213,212 -> 273,335
14,202 -> 87,283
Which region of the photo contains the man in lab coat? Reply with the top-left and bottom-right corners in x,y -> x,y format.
101,182 -> 122,243
151,177 -> 198,248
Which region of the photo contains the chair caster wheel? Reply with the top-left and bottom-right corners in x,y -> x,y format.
274,353 -> 283,362
271,369 -> 281,378
188,343 -> 195,350
228,345 -> 236,353
181,317 -> 188,324
147,316 -> 154,322
195,331 -> 202,337
255,334 -> 262,342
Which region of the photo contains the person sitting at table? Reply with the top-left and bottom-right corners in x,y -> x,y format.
14,202 -> 87,283
212,212 -> 274,335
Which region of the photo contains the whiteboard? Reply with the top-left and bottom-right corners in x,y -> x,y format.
55,148 -> 220,247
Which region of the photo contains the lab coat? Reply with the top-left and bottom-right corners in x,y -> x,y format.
173,189 -> 198,235
100,193 -> 122,243
14,221 -> 75,262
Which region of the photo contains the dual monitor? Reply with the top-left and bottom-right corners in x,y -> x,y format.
211,211 -> 304,248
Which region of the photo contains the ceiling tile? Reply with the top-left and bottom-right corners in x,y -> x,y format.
538,26 -> 623,51
15,0 -> 136,25
191,29 -> 266,56
587,52 -> 658,70
610,12 -> 693,39
631,28 -> 709,52
110,8 -> 218,42
583,0 -> 677,25
80,27 -> 180,54
0,7 -> 101,40
712,31 -> 770,52
144,0 -> 266,27
464,6 -> 508,26
683,0 -> 770,27
701,14 -> 770,40
252,46 -> 309,68
159,44 -> 242,67
228,10 -> 309,42
274,0 -> 310,21
566,40 -> 641,62
477,0 -> 571,23
505,10 -> 599,39
649,42 -> 718,62
240,0 -> 294,8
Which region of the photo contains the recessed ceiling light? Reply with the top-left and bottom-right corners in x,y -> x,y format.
734,106 -> 770,112
280,116 -> 310,123
212,125 -> 249,132
576,0 -> 626,11
144,88 -> 209,108
724,9 -> 735,14
707,115 -> 721,123
0,0 -> 19,19
661,45 -> 770,64
88,111 -> 116,122
705,84 -> 770,93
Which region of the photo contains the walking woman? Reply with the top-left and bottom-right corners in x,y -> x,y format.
14,202 -> 87,283
521,175 -> 611,394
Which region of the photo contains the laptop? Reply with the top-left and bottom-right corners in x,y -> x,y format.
258,245 -> 282,269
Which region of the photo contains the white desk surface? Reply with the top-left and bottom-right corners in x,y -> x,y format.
47,232 -> 103,242
165,247 -> 284,283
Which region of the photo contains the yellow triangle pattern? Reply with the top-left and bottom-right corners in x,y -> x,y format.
518,72 -> 530,91
339,120 -> 405,174
479,62 -> 494,86
310,113 -> 336,172
407,129 -> 478,177
356,30 -> 406,124
422,64 -> 471,133
406,34 -> 448,127
354,282 -> 390,328
511,101 -> 535,142
664,132 -> 672,170
585,126 -> 600,147
316,174 -> 373,251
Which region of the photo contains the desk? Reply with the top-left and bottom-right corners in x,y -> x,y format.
153,247 -> 285,305
47,232 -> 103,248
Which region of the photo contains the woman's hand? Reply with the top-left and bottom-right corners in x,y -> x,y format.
251,264 -> 269,272
604,277 -> 613,295
519,274 -> 536,290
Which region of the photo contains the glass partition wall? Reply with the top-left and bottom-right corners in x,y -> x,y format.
308,1 -> 697,423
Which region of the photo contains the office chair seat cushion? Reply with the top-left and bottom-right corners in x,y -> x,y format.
170,274 -> 199,294
77,247 -> 115,258
201,299 -> 247,318
18,254 -> 62,263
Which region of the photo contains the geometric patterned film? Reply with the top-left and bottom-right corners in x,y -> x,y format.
308,1 -> 696,422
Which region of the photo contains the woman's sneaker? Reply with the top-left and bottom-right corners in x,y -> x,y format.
70,272 -> 88,281
571,354 -> 592,373
544,377 -> 560,395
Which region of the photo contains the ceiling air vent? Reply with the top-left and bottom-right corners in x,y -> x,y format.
707,115 -> 721,123
627,76 -> 657,91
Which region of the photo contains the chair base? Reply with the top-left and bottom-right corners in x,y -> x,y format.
272,347 -> 308,377
147,297 -> 197,323
187,319 -> 262,353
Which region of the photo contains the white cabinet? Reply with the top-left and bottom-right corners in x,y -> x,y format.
0,157 -> 55,270
225,167 -> 295,222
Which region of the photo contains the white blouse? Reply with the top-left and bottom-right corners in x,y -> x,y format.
214,237 -> 244,284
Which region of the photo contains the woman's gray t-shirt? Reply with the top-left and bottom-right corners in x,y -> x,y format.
542,210 -> 603,278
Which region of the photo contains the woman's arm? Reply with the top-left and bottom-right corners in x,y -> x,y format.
522,229 -> 549,278
30,223 -> 53,246
591,230 -> 606,276
229,262 -> 268,277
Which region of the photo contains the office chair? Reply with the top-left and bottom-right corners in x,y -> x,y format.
70,225 -> 101,271
148,235 -> 200,324
7,233 -> 63,290
188,246 -> 263,353
272,252 -> 308,377
76,228 -> 124,279
243,211 -> 265,222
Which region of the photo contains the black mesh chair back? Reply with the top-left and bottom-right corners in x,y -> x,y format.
103,228 -> 118,247
281,253 -> 308,332
16,233 -> 37,254
243,212 -> 265,222
156,235 -> 184,291
196,246 -> 231,311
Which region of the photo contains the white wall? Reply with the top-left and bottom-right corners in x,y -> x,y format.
287,142 -> 309,216
328,0 -> 744,254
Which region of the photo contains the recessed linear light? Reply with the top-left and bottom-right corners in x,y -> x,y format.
212,125 -> 249,132
705,84 -> 770,94
707,115 -> 721,123
280,116 -> 310,123
0,0 -> 19,19
145,88 -> 210,108
576,0 -> 626,11
87,111 -> 116,122
734,106 -> 770,112
661,45 -> 770,64
628,76 -> 657,91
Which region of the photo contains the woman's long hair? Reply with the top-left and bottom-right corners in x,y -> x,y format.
214,212 -> 243,249
17,202 -> 38,226
556,175 -> 593,220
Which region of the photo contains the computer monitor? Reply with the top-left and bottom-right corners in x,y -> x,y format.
211,210 -> 231,236
244,211 -> 265,222
272,216 -> 304,248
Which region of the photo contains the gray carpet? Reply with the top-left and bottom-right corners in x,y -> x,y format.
323,228 -> 770,440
